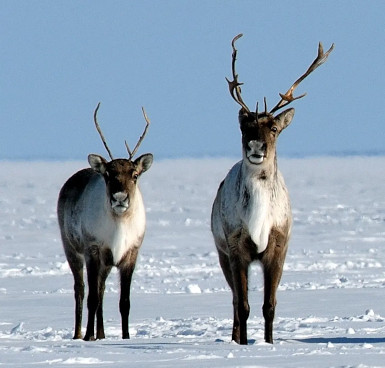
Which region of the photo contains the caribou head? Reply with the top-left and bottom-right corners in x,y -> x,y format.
226,34 -> 334,168
90,103 -> 153,216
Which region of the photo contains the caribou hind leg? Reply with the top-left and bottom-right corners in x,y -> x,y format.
64,247 -> 85,340
72,267 -> 85,340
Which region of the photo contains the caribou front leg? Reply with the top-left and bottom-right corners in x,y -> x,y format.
95,266 -> 112,340
261,230 -> 288,343
229,253 -> 250,345
84,246 -> 103,341
119,249 -> 139,339
262,268 -> 279,344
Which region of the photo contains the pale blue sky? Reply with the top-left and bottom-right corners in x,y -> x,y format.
1,1 -> 384,160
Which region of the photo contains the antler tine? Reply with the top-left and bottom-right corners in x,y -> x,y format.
93,102 -> 114,160
270,42 -> 334,114
226,33 -> 251,113
126,107 -> 151,161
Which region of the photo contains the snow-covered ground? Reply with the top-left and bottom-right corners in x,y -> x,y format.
1,156 -> 385,367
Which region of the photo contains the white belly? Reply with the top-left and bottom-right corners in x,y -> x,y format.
108,217 -> 145,264
246,183 -> 272,253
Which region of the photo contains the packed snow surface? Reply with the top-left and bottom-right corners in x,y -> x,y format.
1,157 -> 385,367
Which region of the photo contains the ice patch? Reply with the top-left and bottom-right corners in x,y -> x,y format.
63,357 -> 109,364
185,284 -> 202,294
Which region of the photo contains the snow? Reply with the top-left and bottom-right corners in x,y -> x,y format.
1,156 -> 385,367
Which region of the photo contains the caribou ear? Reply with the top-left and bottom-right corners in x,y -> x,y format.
273,108 -> 295,132
134,153 -> 153,175
88,154 -> 108,174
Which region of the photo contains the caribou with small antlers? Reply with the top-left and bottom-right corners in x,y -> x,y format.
57,103 -> 153,341
211,34 -> 333,344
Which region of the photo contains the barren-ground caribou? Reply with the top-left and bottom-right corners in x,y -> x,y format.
211,34 -> 333,344
57,103 -> 153,341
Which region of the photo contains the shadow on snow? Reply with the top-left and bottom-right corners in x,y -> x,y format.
293,337 -> 385,344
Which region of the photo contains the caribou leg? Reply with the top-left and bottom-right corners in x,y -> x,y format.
261,230 -> 288,343
119,248 -> 139,339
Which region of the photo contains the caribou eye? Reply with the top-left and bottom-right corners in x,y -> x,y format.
271,126 -> 278,133
133,173 -> 139,180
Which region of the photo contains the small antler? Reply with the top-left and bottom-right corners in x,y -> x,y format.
270,42 -> 334,114
94,102 -> 114,160
125,107 -> 150,160
226,34 -> 251,113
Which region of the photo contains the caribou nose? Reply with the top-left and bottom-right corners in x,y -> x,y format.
248,140 -> 265,152
113,192 -> 128,203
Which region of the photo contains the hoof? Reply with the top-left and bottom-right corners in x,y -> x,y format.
83,335 -> 96,341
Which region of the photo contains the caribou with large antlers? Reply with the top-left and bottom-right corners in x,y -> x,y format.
57,103 -> 153,340
211,34 -> 333,344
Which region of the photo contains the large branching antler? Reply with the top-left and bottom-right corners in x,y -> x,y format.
226,33 -> 251,113
94,102 -> 114,160
125,107 -> 150,161
270,42 -> 334,114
